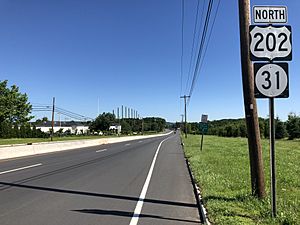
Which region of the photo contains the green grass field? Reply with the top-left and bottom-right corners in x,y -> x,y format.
0,135 -> 113,146
182,135 -> 299,225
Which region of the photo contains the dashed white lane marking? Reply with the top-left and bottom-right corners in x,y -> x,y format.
96,149 -> 107,153
138,141 -> 143,143
129,135 -> 173,225
0,163 -> 42,175
125,143 -> 131,146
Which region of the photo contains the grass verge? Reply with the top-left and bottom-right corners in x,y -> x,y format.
0,135 -> 114,146
182,135 -> 299,224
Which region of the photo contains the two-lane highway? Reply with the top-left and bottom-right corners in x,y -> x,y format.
0,133 -> 201,225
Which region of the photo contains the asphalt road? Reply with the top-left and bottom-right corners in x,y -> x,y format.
0,133 -> 201,225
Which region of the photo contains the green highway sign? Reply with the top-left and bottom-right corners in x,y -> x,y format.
199,122 -> 208,134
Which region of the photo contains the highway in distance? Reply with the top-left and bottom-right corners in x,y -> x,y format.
0,133 -> 201,225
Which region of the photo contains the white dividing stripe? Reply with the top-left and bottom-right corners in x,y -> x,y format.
129,136 -> 172,225
96,149 -> 107,153
0,163 -> 42,175
138,141 -> 143,143
125,143 -> 131,146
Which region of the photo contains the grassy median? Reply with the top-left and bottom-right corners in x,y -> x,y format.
0,135 -> 112,146
182,135 -> 299,224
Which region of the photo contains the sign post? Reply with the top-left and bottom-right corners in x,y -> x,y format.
200,115 -> 208,151
250,5 -> 292,218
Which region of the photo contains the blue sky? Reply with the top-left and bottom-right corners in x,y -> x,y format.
0,0 -> 299,122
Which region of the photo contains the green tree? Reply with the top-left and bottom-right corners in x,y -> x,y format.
13,124 -> 20,138
89,112 -> 116,132
19,124 -> 26,138
0,80 -> 33,124
275,118 -> 286,139
121,120 -> 131,134
239,124 -> 247,137
286,113 -> 300,140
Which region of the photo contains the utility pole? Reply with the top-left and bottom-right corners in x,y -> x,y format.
180,95 -> 190,138
238,0 -> 265,198
142,117 -> 144,135
51,97 -> 55,141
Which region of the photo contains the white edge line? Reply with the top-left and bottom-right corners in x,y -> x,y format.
96,149 -> 107,153
0,163 -> 42,175
129,135 -> 173,225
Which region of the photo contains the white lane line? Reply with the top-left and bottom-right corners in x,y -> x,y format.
125,143 -> 131,146
138,141 -> 143,143
0,163 -> 42,175
129,136 -> 173,225
96,149 -> 107,153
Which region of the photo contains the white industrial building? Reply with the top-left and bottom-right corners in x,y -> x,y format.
35,121 -> 89,135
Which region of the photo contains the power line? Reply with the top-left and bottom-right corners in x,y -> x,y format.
185,0 -> 204,93
180,0 -> 185,96
194,0 -> 221,97
188,0 -> 214,100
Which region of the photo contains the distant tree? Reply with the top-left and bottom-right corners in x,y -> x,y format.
89,112 -> 116,132
225,125 -> 233,137
259,119 -> 265,138
31,124 -> 37,138
13,124 -> 20,138
24,123 -> 32,138
275,117 -> 286,139
0,80 -> 32,124
264,119 -> 269,138
232,126 -> 240,137
286,113 -> 300,140
121,120 -> 131,134
19,124 -> 26,138
239,124 -> 247,137
56,128 -> 64,137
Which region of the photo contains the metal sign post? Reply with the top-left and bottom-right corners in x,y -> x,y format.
250,5 -> 292,218
200,115 -> 208,151
269,97 -> 276,217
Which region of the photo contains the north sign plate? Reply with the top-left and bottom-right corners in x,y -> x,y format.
254,63 -> 289,98
250,25 -> 292,61
253,6 -> 287,24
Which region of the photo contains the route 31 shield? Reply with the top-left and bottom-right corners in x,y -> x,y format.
254,63 -> 289,98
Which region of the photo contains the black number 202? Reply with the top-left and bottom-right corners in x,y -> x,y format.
254,32 -> 288,52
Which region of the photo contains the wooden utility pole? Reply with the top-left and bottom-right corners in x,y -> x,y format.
238,0 -> 265,198
180,95 -> 190,138
51,97 -> 55,141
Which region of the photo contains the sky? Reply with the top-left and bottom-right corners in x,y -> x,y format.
0,0 -> 299,122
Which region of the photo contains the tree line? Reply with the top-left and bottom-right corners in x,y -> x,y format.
89,112 -> 166,135
184,113 -> 300,140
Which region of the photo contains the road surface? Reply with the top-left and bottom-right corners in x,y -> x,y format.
0,133 -> 201,225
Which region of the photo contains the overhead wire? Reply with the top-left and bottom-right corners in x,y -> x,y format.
188,0 -> 221,105
180,0 -> 185,97
185,0 -> 205,94
188,0 -> 214,101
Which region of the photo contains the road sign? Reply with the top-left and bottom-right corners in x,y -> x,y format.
250,25 -> 292,61
253,6 -> 287,24
254,63 -> 289,98
199,122 -> 208,133
201,114 -> 208,123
